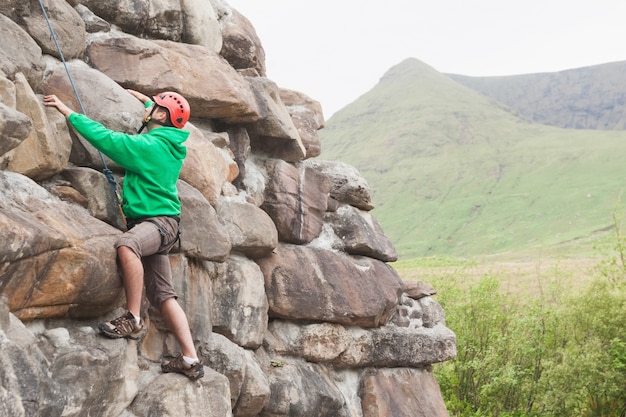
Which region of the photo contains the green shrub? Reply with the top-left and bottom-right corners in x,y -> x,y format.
430,263 -> 626,416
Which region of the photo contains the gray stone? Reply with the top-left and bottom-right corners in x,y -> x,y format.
261,160 -> 330,244
216,197 -> 278,258
304,160 -> 375,211
212,254 -> 268,349
0,102 -> 31,159
256,245 -> 402,327
129,371 -> 232,417
178,180 -> 231,262
360,368 -> 450,417
260,360 -> 348,417
219,8 -> 266,76
246,77 -> 305,162
0,14 -> 45,86
20,0 -> 86,60
279,89 -> 324,159
325,204 -> 398,262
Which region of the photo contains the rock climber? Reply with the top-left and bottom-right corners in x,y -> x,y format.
44,90 -> 203,380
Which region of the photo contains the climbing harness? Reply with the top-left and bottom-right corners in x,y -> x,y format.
38,0 -> 125,224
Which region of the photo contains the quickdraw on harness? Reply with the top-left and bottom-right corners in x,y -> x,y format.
39,0 -> 125,224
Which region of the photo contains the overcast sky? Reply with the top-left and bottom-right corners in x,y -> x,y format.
227,0 -> 626,119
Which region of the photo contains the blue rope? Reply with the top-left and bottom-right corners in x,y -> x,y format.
38,0 -> 123,209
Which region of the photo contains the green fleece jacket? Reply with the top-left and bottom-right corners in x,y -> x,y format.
67,112 -> 189,219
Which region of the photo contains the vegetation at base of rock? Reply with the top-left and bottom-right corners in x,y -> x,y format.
421,213 -> 626,416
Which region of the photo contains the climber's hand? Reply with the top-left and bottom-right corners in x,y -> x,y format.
43,95 -> 75,118
127,89 -> 150,104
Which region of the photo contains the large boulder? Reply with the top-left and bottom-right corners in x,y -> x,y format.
245,77 -> 306,162
234,349 -> 271,417
47,166 -> 127,230
40,58 -> 145,171
177,180 -> 231,262
86,33 -> 261,122
256,245 -> 402,327
1,303 -> 139,417
20,0 -> 86,60
0,171 -> 122,320
5,73 -> 71,181
0,102 -> 32,160
220,8 -> 266,76
261,160 -> 330,244
0,14 -> 45,86
169,255 -> 216,344
279,89 -> 324,159
74,4 -> 111,33
181,0 -> 223,52
264,318 -> 457,368
216,197 -> 278,258
260,360 -> 348,417
360,368 -> 450,417
212,254 -> 269,349
180,126 -> 237,206
334,325 -> 457,368
81,0 -> 184,41
304,160 -> 375,211
199,333 -> 271,415
128,371 -> 232,417
324,204 -> 398,262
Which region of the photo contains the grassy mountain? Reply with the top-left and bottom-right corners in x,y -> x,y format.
448,61 -> 626,130
318,58 -> 626,259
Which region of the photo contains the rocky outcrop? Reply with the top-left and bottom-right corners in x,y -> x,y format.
0,1 -> 455,416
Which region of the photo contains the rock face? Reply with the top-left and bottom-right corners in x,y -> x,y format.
0,1 -> 456,416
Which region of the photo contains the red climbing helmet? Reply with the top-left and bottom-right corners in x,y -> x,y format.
153,91 -> 190,128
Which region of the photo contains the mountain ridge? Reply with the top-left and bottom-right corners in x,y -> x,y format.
448,60 -> 626,130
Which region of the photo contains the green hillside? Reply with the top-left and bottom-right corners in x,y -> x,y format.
318,58 -> 626,259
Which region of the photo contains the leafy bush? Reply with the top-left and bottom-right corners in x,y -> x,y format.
430,249 -> 626,416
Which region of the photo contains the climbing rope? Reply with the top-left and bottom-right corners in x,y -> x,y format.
38,0 -> 125,222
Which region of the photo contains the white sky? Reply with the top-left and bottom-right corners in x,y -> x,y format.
227,0 -> 626,119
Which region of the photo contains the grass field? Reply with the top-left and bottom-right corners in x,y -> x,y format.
394,255 -> 599,297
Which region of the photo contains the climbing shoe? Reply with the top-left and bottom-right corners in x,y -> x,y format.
161,353 -> 204,380
98,311 -> 144,340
